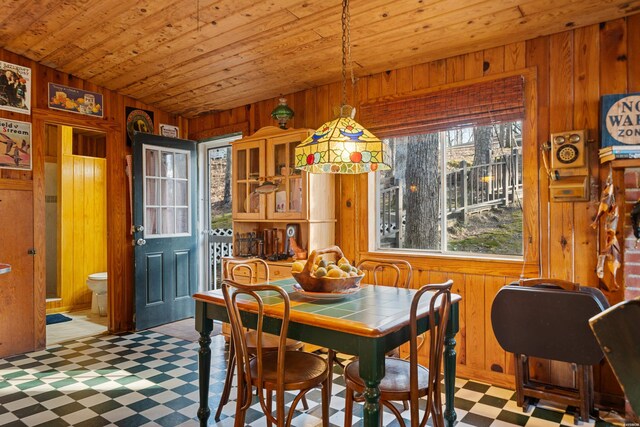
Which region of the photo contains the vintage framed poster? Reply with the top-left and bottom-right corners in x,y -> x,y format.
0,61 -> 31,115
601,93 -> 640,148
125,107 -> 154,146
0,119 -> 31,170
159,123 -> 179,138
48,83 -> 103,117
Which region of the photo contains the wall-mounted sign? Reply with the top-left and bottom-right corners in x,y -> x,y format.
0,61 -> 31,115
48,83 -> 103,117
125,107 -> 154,146
159,123 -> 179,138
601,93 -> 640,148
0,119 -> 31,170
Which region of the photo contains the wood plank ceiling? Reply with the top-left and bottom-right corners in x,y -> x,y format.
1,0 -> 639,117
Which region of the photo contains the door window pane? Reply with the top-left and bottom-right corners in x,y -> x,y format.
175,180 -> 188,206
176,208 -> 188,233
174,153 -> 187,178
146,178 -> 158,205
161,208 -> 175,234
143,145 -> 191,238
160,180 -> 174,205
145,149 -> 159,177
161,152 -> 174,178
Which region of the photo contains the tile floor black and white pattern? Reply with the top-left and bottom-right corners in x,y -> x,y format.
0,330 -> 613,426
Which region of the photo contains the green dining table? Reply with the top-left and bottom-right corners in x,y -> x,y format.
193,278 -> 461,427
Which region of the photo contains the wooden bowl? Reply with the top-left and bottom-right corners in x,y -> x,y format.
292,246 -> 364,293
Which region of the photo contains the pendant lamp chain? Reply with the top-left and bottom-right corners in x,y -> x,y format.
294,0 -> 392,174
341,0 -> 354,111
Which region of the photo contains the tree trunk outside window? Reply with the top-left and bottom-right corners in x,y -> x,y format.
404,133 -> 440,249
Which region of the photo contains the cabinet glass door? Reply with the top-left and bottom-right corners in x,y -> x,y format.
233,141 -> 264,219
268,138 -> 305,219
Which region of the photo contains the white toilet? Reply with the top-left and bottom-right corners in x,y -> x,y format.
86,272 -> 108,316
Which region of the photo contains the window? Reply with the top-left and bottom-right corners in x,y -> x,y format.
376,121 -> 524,257
143,145 -> 191,238
359,74 -> 528,258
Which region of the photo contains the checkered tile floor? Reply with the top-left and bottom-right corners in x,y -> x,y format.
0,329 -> 611,426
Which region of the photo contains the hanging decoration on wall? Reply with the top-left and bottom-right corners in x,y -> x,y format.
601,93 -> 640,148
48,83 -> 103,117
159,123 -> 179,138
0,61 -> 31,115
0,118 -> 31,170
125,107 -> 154,146
591,168 -> 620,291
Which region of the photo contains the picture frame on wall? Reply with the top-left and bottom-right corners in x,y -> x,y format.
0,61 -> 31,115
0,119 -> 32,170
48,83 -> 103,117
125,107 -> 154,146
159,123 -> 179,138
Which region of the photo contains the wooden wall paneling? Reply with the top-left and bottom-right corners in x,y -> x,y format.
292,90 -> 306,129
315,84 -> 330,125
526,36 -> 551,277
32,113 -> 46,350
428,59 -> 446,87
107,97 -> 132,333
449,272 -> 466,366
522,70 -> 541,267
395,66 -> 413,94
596,18 -> 629,399
411,63 -> 430,91
548,31 -> 575,282
380,70 -> 397,96
597,20 -> 627,300
328,81 -> 342,118
504,275 -> 521,377
484,275 -> 507,375
366,73 -> 382,100
304,88 -> 317,129
630,14 -> 640,92
548,30 -> 577,389
572,25 -> 599,288
445,55 -> 465,83
483,46 -> 505,75
464,51 -> 485,80
464,274 -> 486,370
504,42 -> 526,71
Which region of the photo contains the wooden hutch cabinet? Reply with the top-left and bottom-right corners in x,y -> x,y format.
229,126 -> 335,278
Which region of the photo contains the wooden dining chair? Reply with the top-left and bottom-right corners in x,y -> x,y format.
356,257 -> 413,289
215,258 -> 305,421
222,279 -> 331,427
342,280 -> 453,427
328,258 -> 413,369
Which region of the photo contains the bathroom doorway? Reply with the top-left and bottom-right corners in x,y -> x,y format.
44,124 -> 108,344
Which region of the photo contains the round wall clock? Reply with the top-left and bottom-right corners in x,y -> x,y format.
126,109 -> 153,142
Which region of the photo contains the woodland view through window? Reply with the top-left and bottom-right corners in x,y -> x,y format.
376,121 -> 523,257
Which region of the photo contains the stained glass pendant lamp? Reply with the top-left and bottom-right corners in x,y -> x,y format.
295,0 -> 391,174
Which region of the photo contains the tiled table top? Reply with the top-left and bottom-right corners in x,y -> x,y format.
194,278 -> 460,338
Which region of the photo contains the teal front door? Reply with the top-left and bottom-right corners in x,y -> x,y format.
132,132 -> 198,330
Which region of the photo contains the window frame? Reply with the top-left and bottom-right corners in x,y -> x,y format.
374,123 -> 524,258
361,70 -> 540,276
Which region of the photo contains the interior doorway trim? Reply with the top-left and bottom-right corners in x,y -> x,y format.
197,133 -> 241,292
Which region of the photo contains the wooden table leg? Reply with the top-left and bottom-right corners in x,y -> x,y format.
444,302 -> 460,427
358,343 -> 385,427
195,301 -> 213,427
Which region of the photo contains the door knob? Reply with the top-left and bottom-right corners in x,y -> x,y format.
132,225 -> 145,233
136,238 -> 146,246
